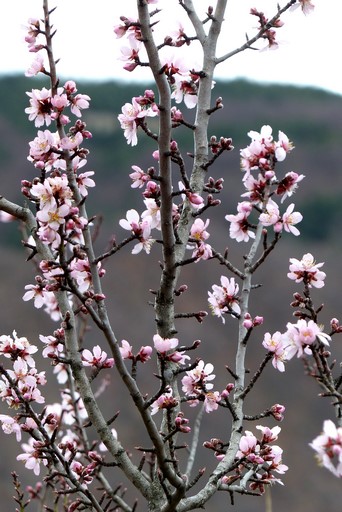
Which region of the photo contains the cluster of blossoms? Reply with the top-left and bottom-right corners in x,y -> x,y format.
262,254 -> 330,371
0,327 -> 116,478
181,359 -> 222,413
221,425 -> 288,492
23,253 -> 105,322
263,319 -> 331,372
118,89 -> 159,146
120,168 -> 204,256
23,172 -> 89,249
26,81 -> 91,128
21,48 -> 102,321
187,218 -> 213,262
208,276 -> 241,323
151,358 -> 229,415
0,331 -> 45,408
114,4 -> 207,112
288,252 -> 326,288
225,125 -> 304,243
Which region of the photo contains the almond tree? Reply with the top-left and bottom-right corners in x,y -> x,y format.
0,1 -> 341,511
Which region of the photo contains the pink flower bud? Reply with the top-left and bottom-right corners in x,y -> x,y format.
270,403 -> 285,421
170,140 -> 178,152
137,345 -> 152,363
243,313 -> 253,329
330,318 -> 340,330
265,170 -> 275,180
253,316 -> 264,326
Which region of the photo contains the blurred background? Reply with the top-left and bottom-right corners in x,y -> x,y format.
1,0 -> 342,510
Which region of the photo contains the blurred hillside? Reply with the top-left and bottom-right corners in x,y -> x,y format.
0,75 -> 342,511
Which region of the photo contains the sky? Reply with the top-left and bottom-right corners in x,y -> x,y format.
1,0 -> 341,96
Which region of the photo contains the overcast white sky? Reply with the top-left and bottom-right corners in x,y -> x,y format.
1,1 -> 341,96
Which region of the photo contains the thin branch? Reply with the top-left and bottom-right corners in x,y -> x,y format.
215,0 -> 297,65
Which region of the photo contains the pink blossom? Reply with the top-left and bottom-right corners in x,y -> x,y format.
53,363 -> 68,384
270,404 -> 286,422
37,224 -> 61,249
267,444 -> 289,474
61,389 -> 88,425
256,425 -> 281,443
291,0 -> 315,15
191,242 -> 213,262
36,203 -> 71,231
262,331 -> 289,372
275,130 -> 294,161
0,414 -> 22,441
247,125 -> 273,144
60,131 -> 83,150
181,360 -> 215,396
282,203 -> 303,236
160,50 -> 190,79
70,258 -> 95,293
242,173 -> 267,204
151,389 -> 178,415
25,52 -> 45,77
171,76 -> 198,109
113,17 -> 138,39
153,334 -> 179,354
225,201 -> 255,242
259,199 -> 280,227
119,339 -> 133,360
300,0 -> 315,15
208,276 -> 241,323
28,129 -> 58,159
0,331 -> 38,368
237,431 -> 263,462
70,93 -> 91,117
17,439 -> 48,476
41,292 -> 63,322
39,333 -> 64,358
23,284 -> 48,309
70,460 -> 95,486
25,87 -> 54,127
82,345 -> 114,368
142,198 -> 161,229
119,209 -> 155,254
284,320 -> 331,358
243,313 -> 253,330
310,420 -> 342,477
137,345 -> 152,363
118,98 -> 158,146
175,413 -> 191,433
76,171 -> 95,196
188,219 -> 212,261
276,171 -> 305,202
118,38 -> 142,72
240,125 -> 293,175
51,92 -> 69,111
30,181 -> 55,211
129,165 -> 150,188
288,253 -> 326,288
204,391 -> 220,413
23,18 -> 42,52
168,350 -> 190,365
